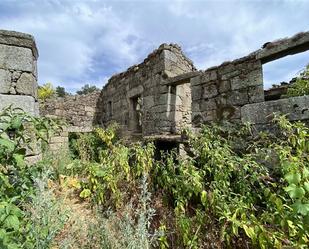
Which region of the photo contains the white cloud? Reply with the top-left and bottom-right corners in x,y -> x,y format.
0,0 -> 308,93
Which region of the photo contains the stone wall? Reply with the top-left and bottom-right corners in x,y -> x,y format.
38,30 -> 309,146
0,30 -> 40,163
241,95 -> 309,127
0,30 -> 39,116
40,91 -> 102,132
97,43 -> 195,138
39,91 -> 102,152
189,55 -> 263,126
163,31 -> 309,130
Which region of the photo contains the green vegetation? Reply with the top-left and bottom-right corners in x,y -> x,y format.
55,86 -> 68,98
286,64 -> 309,97
0,107 -> 308,248
38,83 -> 55,101
0,106 -> 63,248
76,84 -> 100,95
38,83 -> 69,101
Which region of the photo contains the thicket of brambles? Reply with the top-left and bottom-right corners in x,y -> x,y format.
1,103 -> 308,249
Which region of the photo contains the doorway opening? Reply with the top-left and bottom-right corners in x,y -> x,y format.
130,95 -> 142,133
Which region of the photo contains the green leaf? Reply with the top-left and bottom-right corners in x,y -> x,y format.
285,172 -> 301,185
303,168 -> 309,178
0,122 -> 10,131
80,189 -> 91,198
292,201 -> 309,216
12,153 -> 25,168
0,228 -> 7,239
243,224 -> 256,240
10,116 -> 22,130
304,182 -> 309,193
7,243 -> 21,249
201,190 -> 207,206
0,138 -> 15,153
284,184 -> 305,199
4,215 -> 20,230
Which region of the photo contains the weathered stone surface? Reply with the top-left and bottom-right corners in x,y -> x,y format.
94,43 -> 196,137
0,69 -> 11,93
218,80 -> 230,93
166,71 -> 200,86
257,31 -> 309,63
201,69 -> 217,83
39,30 -> 309,143
0,30 -> 38,59
203,83 -> 218,99
241,95 -> 309,124
0,94 -> 39,116
25,154 -> 42,165
230,70 -> 262,90
16,72 -> 37,98
40,91 -> 102,132
11,71 -> 21,81
0,44 -> 33,72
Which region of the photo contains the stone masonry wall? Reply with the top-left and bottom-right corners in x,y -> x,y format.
39,91 -> 102,152
164,31 -> 309,129
0,30 -> 40,163
98,43 -> 195,138
40,91 -> 102,132
40,30 -> 309,145
0,30 -> 39,116
190,54 -> 264,126
241,95 -> 309,129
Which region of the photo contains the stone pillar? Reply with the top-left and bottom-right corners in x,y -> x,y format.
0,30 -> 40,163
0,30 -> 39,115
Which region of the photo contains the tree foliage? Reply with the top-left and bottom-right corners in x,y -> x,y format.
55,86 -> 67,97
76,84 -> 100,95
38,83 -> 55,101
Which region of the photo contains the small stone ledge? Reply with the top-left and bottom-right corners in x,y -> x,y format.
241,95 -> 309,124
0,30 -> 39,59
143,134 -> 183,142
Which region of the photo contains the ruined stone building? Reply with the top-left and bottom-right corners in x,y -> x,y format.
1,29 -> 309,150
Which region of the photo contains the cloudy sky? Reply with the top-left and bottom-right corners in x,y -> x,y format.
0,0 -> 308,92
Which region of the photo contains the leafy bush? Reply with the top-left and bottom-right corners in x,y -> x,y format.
0,106 -> 63,248
1,105 -> 308,249
69,124 -> 119,162
154,116 -> 309,248
76,84 -> 100,95
72,116 -> 308,248
286,64 -> 309,97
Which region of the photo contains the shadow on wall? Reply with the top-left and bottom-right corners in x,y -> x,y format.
93,90 -> 105,128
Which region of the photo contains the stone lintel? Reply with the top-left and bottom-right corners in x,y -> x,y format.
165,71 -> 201,86
257,31 -> 309,64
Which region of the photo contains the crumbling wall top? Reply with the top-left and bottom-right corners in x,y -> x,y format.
0,29 -> 39,59
256,31 -> 309,63
104,43 -> 196,88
